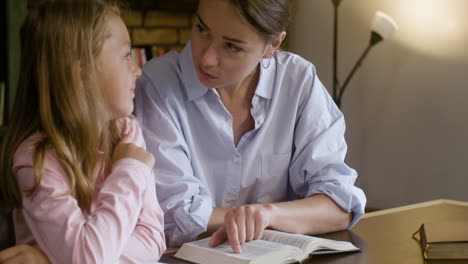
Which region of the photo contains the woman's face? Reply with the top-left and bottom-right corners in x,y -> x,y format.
191,0 -> 272,89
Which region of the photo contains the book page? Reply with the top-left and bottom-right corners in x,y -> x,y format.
261,230 -> 359,255
305,237 -> 359,255
175,237 -> 303,264
261,230 -> 311,252
192,238 -> 302,259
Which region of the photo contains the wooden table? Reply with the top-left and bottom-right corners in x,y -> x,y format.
160,199 -> 468,264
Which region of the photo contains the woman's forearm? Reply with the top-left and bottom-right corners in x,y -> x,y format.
207,194 -> 353,253
207,194 -> 351,237
268,194 -> 352,235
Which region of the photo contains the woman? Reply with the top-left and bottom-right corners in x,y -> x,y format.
135,0 -> 366,253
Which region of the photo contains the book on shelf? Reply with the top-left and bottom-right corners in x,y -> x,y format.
174,229 -> 360,264
131,47 -> 147,68
152,45 -> 166,58
413,220 -> 468,260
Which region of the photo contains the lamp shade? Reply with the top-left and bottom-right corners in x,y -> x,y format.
371,11 -> 398,39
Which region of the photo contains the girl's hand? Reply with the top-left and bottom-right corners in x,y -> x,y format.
112,134 -> 155,169
208,204 -> 275,253
0,244 -> 50,264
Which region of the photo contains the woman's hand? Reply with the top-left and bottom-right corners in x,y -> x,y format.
112,134 -> 155,169
208,204 -> 276,253
0,245 -> 50,264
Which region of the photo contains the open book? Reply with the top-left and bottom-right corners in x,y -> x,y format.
174,230 -> 359,264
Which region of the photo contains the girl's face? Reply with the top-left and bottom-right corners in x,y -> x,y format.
191,0 -> 274,89
96,12 -> 141,119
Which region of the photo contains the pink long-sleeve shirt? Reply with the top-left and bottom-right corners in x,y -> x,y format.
12,117 -> 166,263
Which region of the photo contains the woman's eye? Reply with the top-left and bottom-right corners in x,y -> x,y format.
226,42 -> 242,53
196,23 -> 206,34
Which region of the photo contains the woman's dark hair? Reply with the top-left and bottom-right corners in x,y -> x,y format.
228,0 -> 291,43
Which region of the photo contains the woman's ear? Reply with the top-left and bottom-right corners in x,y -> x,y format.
264,31 -> 287,58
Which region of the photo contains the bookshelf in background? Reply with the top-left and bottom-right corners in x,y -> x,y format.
152,46 -> 168,58
131,46 -> 149,69
130,45 -> 169,69
126,0 -> 197,10
122,0 -> 193,69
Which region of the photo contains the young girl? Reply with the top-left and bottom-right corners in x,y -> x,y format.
0,0 -> 165,263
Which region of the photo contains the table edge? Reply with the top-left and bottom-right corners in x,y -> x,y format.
363,199 -> 468,219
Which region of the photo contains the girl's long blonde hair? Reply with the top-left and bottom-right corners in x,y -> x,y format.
0,0 -> 122,213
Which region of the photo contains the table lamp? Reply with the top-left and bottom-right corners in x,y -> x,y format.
332,0 -> 398,108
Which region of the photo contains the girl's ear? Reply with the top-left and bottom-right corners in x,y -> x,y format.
264,31 -> 287,58
71,60 -> 84,88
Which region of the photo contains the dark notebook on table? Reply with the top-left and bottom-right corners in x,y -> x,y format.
414,220 -> 468,260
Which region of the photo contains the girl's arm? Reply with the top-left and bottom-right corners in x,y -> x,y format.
15,153 -> 149,263
118,118 -> 166,262
119,172 -> 166,262
14,120 -> 161,263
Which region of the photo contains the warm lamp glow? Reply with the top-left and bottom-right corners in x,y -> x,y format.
372,11 -> 398,40
395,0 -> 467,59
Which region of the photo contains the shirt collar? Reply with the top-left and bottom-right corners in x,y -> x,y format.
180,41 -> 209,101
254,56 -> 276,100
180,41 -> 276,101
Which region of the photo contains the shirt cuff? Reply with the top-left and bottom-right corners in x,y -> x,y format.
306,184 -> 366,228
165,195 -> 213,247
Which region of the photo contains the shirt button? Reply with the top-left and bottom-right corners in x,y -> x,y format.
233,157 -> 240,162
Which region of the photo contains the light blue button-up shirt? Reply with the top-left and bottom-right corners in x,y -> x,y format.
134,42 -> 366,247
